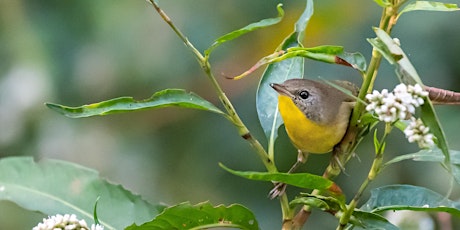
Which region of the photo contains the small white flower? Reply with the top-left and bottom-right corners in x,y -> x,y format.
33,214 -> 104,230
366,84 -> 434,149
404,117 -> 435,148
91,224 -> 105,230
79,219 -> 88,227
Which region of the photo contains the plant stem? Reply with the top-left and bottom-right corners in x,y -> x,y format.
147,0 -> 293,221
291,1 -> 403,227
148,0 -> 277,172
337,123 -> 391,230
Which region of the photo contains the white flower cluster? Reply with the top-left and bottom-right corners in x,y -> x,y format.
404,117 -> 435,149
366,83 -> 428,123
366,83 -> 434,148
33,214 -> 104,230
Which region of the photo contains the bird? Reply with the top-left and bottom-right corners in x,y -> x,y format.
269,78 -> 358,198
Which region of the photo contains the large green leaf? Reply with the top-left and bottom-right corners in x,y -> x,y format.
126,201 -> 259,230
361,184 -> 460,215
370,27 -> 450,167
0,157 -> 157,230
398,1 -> 459,19
256,0 -> 313,145
46,89 -> 226,118
220,163 -> 337,192
205,4 -> 284,57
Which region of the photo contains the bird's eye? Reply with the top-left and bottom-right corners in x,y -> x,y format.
299,90 -> 309,99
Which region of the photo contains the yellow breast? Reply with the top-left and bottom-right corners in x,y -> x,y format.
278,95 -> 348,154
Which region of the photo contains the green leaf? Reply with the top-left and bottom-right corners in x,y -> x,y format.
277,46 -> 341,64
46,89 -> 226,118
371,27 -> 451,169
219,163 -> 335,191
384,148 -> 460,184
0,157 -> 157,230
289,46 -> 367,72
290,193 -> 346,212
398,1 -> 459,19
373,129 -> 380,152
94,196 -> 101,225
126,201 -> 259,230
337,51 -> 367,73
385,148 -> 444,166
256,44 -> 304,142
420,99 -> 450,162
205,4 -> 284,56
361,184 -> 460,215
366,37 -> 403,67
348,210 -> 398,230
373,0 -> 391,8
254,46 -> 366,73
256,0 -> 313,143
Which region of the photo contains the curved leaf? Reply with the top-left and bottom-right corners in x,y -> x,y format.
256,43 -> 304,141
373,0 -> 391,8
349,210 -> 398,230
46,89 -> 226,118
0,157 -> 157,230
256,0 -> 313,146
219,163 -> 338,192
384,148 -> 460,184
361,184 -> 460,215
205,4 -> 284,56
398,1 -> 459,19
246,46 -> 366,74
337,51 -> 367,73
290,193 -> 345,212
126,201 -> 259,230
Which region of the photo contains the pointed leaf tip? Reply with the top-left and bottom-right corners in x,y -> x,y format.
45,89 -> 226,118
220,163 -> 335,191
205,3 -> 285,56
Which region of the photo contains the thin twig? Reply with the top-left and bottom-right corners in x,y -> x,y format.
147,0 -> 294,222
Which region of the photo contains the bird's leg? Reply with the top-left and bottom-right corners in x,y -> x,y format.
269,150 -> 309,199
289,150 -> 309,172
331,145 -> 348,175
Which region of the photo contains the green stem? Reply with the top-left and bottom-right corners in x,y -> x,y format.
293,2 -> 403,227
147,0 -> 291,219
337,124 -> 391,230
148,0 -> 276,172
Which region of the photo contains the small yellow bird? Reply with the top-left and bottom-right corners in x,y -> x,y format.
270,78 -> 357,156
268,79 -> 357,198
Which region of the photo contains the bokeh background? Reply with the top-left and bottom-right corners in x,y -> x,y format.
1,0 -> 460,229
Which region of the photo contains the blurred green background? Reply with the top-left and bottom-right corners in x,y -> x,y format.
1,0 -> 460,229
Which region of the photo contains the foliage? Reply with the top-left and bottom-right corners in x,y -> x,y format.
1,0 -> 460,229
126,202 -> 258,230
0,157 -> 157,230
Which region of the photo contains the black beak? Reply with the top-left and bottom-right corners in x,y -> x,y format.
270,83 -> 290,96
